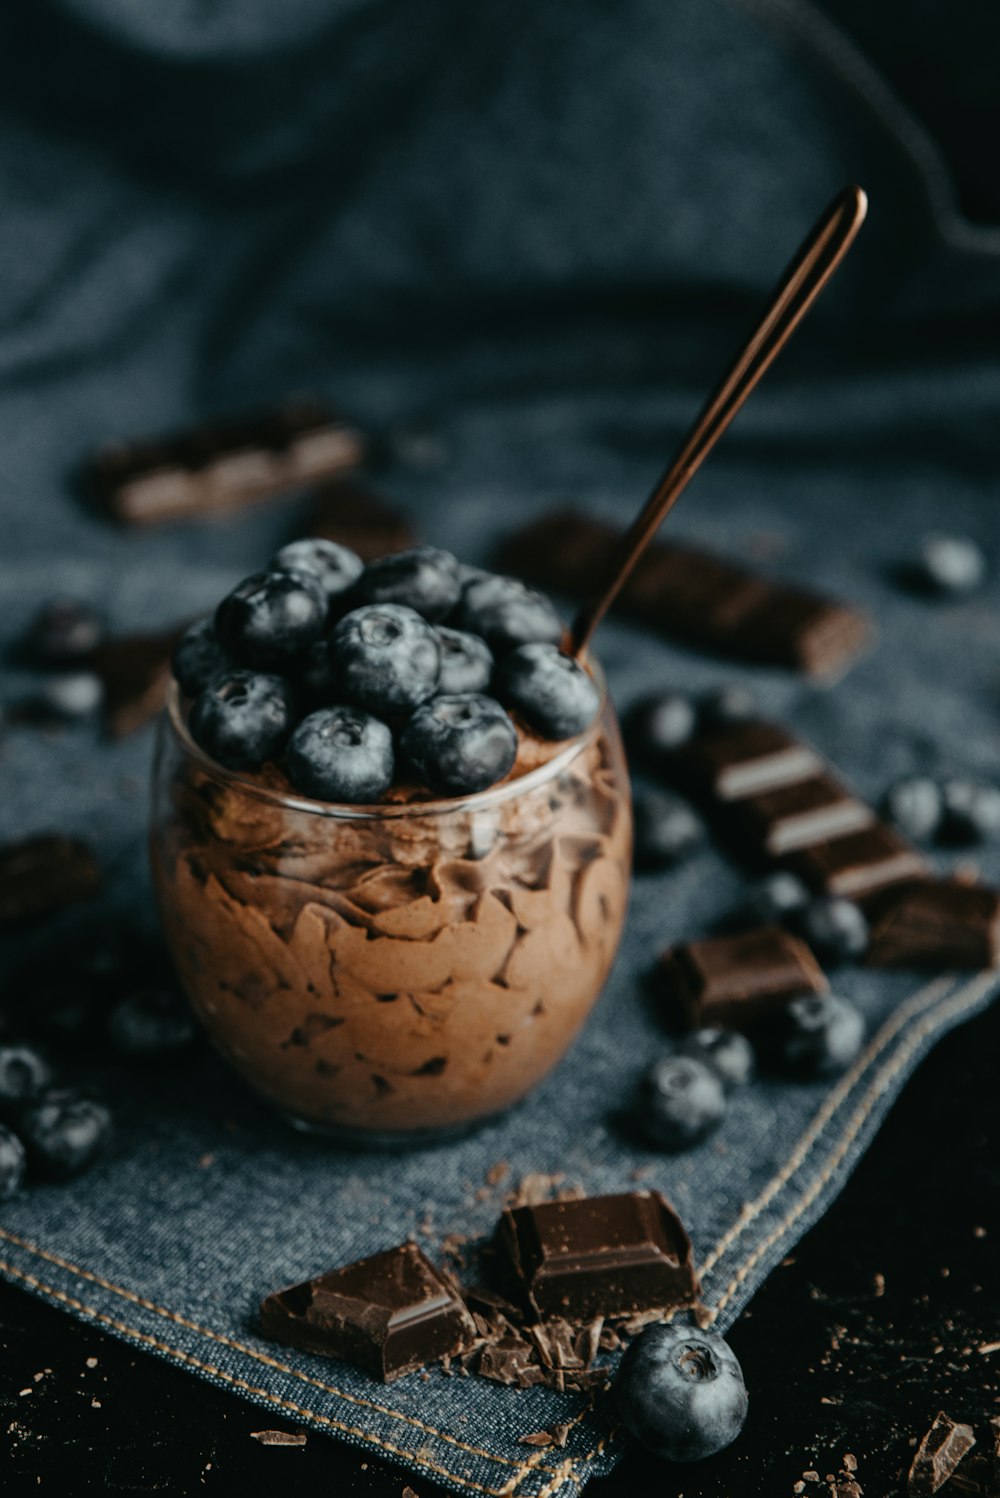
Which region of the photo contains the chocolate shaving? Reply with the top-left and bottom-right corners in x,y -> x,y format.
476,1337 -> 547,1388
249,1429 -> 307,1447
908,1412 -> 976,1495
528,1319 -> 585,1371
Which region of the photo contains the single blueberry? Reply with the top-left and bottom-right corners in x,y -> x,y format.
624,692 -> 697,763
917,533 -> 987,596
678,1028 -> 755,1091
331,604 -> 441,714
171,617 -> 233,696
700,683 -> 757,728
107,989 -> 197,1060
941,779 -> 1000,845
799,896 -> 869,964
189,669 -> 296,771
287,707 -> 395,804
271,537 -> 364,608
773,992 -> 864,1077
0,1044 -> 53,1116
356,547 -> 461,621
400,694 -> 518,796
741,871 -> 811,926
494,643 -> 600,741
435,626 -> 494,695
19,1089 -> 112,1180
215,569 -> 327,668
882,775 -> 943,843
637,1055 -> 726,1150
455,573 -> 563,654
614,1322 -> 748,1462
632,789 -> 705,871
33,671 -> 104,721
0,1125 -> 25,1200
23,599 -> 105,666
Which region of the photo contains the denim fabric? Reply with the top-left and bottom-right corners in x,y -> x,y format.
1,1 -> 999,1493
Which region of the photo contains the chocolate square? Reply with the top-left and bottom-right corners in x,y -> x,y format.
866,879 -> 1000,969
660,926 -> 828,1029
787,824 -> 928,900
731,773 -> 875,856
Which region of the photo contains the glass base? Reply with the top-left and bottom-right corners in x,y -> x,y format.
275,1107 -> 503,1151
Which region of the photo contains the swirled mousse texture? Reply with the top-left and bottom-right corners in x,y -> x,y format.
151,703 -> 631,1134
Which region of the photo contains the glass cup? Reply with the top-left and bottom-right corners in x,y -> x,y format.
150,675 -> 631,1146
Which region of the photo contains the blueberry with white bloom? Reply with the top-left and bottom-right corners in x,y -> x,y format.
494,643 -> 600,740
614,1322 -> 748,1462
19,1089 -> 112,1180
0,1126 -> 25,1199
773,992 -> 864,1077
216,569 -> 327,668
455,573 -> 563,654
356,547 -> 461,621
287,707 -> 395,804
799,895 -> 869,964
400,694 -> 518,796
632,790 -> 705,870
271,537 -> 363,607
883,776 -> 943,843
189,669 -> 296,770
435,626 -> 494,695
916,533 -> 987,596
637,1055 -> 726,1150
172,617 -> 233,697
624,692 -> 697,762
331,604 -> 441,714
679,1028 -> 755,1091
742,871 -> 811,927
941,779 -> 1000,845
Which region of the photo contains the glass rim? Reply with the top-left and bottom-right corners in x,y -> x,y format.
161,663 -> 610,821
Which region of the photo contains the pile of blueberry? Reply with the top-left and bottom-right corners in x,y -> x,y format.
884,774 -> 1000,848
174,543 -> 601,802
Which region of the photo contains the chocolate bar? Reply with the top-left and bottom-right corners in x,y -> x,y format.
496,1191 -> 698,1321
260,1242 -> 475,1382
499,513 -> 871,677
306,477 -> 418,561
673,721 -> 823,801
660,927 -> 827,1030
867,880 -> 1000,970
786,824 -> 927,901
731,773 -> 875,857
91,398 -> 365,526
0,836 -> 101,925
92,627 -> 186,738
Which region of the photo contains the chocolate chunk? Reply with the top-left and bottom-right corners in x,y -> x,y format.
907,1411 -> 976,1496
496,1191 -> 698,1322
260,1242 -> 475,1382
92,627 -> 186,738
91,399 -> 365,526
674,722 -> 824,801
867,880 -> 1000,969
476,1336 -> 548,1387
0,836 -> 101,926
660,927 -> 828,1030
499,513 -> 872,678
307,478 -> 417,561
732,774 -> 875,857
787,823 -> 928,901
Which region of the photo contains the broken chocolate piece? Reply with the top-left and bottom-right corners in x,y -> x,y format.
497,1191 -> 698,1322
907,1411 -> 976,1496
92,627 -> 186,738
260,1242 -> 475,1382
867,880 -> 1000,970
307,478 -> 417,561
476,1336 -> 548,1387
787,823 -> 928,901
673,721 -> 823,802
0,836 -> 101,925
660,927 -> 827,1030
732,774 -> 875,856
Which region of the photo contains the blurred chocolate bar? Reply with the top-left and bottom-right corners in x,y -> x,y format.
91,398 -> 366,526
92,626 -> 186,737
660,927 -> 827,1029
306,477 -> 418,561
500,513 -> 871,677
0,836 -> 101,925
867,880 -> 1000,969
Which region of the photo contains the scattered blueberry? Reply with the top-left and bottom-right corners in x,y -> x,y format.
614,1322 -> 748,1463
637,1055 -> 726,1150
23,599 -> 105,665
0,1125 -> 25,1199
624,692 -> 697,762
916,533 -> 987,596
171,618 -> 232,697
189,669 -> 297,771
435,626 -> 494,695
33,671 -> 104,720
331,604 -> 441,714
0,1044 -> 54,1115
215,570 -> 327,668
883,776 -> 943,843
941,779 -> 1000,845
798,895 -> 869,964
287,707 -> 395,804
400,694 -> 518,796
679,1028 -> 755,1091
494,643 -> 600,740
632,789 -> 705,870
107,989 -> 197,1060
19,1090 -> 112,1180
700,684 -> 757,728
356,547 -> 461,621
772,992 -> 864,1077
741,871 -> 811,926
271,537 -> 363,607
455,573 -> 563,654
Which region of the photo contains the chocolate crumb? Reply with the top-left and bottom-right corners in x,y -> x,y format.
250,1430 -> 307,1447
907,1412 -> 975,1495
519,1431 -> 555,1448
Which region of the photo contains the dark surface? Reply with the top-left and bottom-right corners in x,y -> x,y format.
2,995 -> 997,1495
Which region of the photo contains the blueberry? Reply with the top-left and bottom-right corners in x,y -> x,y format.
33,671 -> 104,720
917,533 -> 987,596
271,537 -> 364,608
624,692 -> 697,762
293,639 -> 338,710
189,669 -> 296,771
678,1028 -> 755,1091
773,992 -> 864,1077
799,896 -> 869,964
494,643 -> 600,741
356,547 -> 461,621
107,989 -> 196,1060
632,789 -> 705,870
614,1322 -> 748,1463
0,1044 -> 53,1116
435,627 -> 494,695
700,684 -> 757,728
171,618 -> 233,696
19,1089 -> 112,1180
455,573 -> 563,654
331,605 -> 441,714
287,707 -> 395,804
741,871 -> 811,926
0,1125 -> 25,1199
23,599 -> 105,665
400,694 -> 518,796
637,1055 -> 726,1150
883,776 -> 943,843
215,570 -> 327,668
941,779 -> 1000,845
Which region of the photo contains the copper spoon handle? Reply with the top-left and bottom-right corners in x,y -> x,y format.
569,184 -> 868,658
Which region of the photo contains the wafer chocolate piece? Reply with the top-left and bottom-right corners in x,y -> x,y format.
307,478 -> 418,561
867,880 -> 1000,970
674,721 -> 823,801
732,773 -> 875,856
0,836 -> 101,925
92,398 -> 365,526
92,626 -> 186,738
500,513 -> 871,677
260,1243 -> 475,1382
660,926 -> 827,1030
787,824 -> 928,901
497,1191 -> 697,1322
